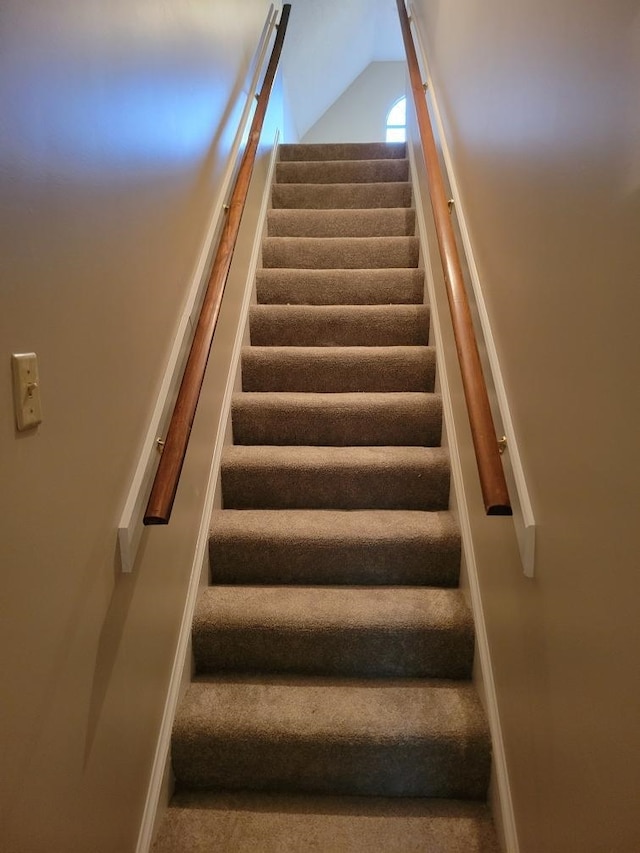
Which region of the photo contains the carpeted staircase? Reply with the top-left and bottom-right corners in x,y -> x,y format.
152,142 -> 500,852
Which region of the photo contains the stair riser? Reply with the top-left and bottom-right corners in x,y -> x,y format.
276,159 -> 409,184
279,142 -> 407,162
231,395 -> 443,447
155,793 -> 499,853
221,462 -> 449,510
193,628 -> 473,679
209,543 -> 460,586
255,269 -> 425,305
272,183 -> 412,210
262,237 -> 419,270
171,738 -> 490,799
250,306 -> 430,346
241,348 -> 435,393
267,208 -> 416,238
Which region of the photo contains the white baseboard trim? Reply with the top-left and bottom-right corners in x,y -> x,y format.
134,130 -> 280,853
118,3 -> 278,574
406,2 -> 535,578
410,146 -> 520,853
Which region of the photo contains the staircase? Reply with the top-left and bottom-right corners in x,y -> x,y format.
152,143 -> 500,852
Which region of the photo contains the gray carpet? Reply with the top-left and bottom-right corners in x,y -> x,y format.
152,142 -> 499,851
256,268 -> 425,305
241,345 -> 435,392
153,792 -> 499,853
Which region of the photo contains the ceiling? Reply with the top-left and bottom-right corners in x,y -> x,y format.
281,0 -> 405,139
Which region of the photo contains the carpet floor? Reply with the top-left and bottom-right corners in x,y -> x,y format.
152,141 -> 499,852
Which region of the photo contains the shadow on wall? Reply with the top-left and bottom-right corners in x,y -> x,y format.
303,62 -> 407,144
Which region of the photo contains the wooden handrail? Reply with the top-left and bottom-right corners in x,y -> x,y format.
144,4 -> 291,525
396,0 -> 511,515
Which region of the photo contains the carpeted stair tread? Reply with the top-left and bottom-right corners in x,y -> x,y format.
193,586 -> 473,678
231,392 -> 442,447
221,445 -> 450,510
276,158 -> 409,185
209,509 -> 461,586
267,207 -> 416,238
171,675 -> 491,798
262,235 -> 419,270
250,304 -> 429,346
272,182 -> 412,210
255,268 -> 425,305
153,792 -> 498,853
279,141 -> 407,161
152,792 -> 499,853
241,346 -> 435,392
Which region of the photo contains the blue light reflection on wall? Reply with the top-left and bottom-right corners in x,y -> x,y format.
0,3 -> 255,182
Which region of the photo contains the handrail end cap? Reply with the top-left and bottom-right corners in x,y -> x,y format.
143,514 -> 169,526
487,504 -> 513,517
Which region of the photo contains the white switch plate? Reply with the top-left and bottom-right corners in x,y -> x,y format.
11,352 -> 43,430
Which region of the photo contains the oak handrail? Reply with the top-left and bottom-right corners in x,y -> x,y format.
144,4 -> 291,525
396,0 -> 511,516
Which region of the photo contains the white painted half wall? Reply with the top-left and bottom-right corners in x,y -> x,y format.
302,61 -> 406,143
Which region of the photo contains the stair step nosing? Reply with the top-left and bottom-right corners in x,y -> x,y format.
277,158 -> 409,167
222,445 -> 447,461
233,391 -> 439,401
243,345 -> 433,354
175,677 -> 489,743
195,586 -> 471,628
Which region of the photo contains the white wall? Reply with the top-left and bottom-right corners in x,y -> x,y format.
0,2 -> 278,850
280,0 -> 404,140
303,62 -> 406,143
410,1 -> 640,851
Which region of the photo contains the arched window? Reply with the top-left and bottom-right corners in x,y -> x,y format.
386,96 -> 406,143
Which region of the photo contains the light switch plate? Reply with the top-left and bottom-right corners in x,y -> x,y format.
11,352 -> 43,430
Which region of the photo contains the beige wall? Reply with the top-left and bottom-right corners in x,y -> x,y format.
303,61 -> 406,143
411,1 -> 640,851
0,1 -> 277,850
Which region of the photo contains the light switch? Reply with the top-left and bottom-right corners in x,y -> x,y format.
11,352 -> 43,431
